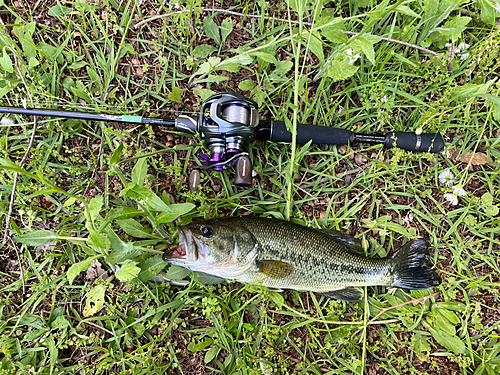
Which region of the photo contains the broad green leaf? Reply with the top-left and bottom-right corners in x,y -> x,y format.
67,255 -> 101,284
188,338 -> 214,352
481,192 -> 494,206
203,17 -> 220,45
477,0 -> 497,24
120,183 -> 172,212
115,260 -> 141,282
116,218 -> 157,239
220,18 -> 234,44
428,326 -> 466,354
88,195 -> 104,223
215,61 -> 241,73
19,33 -> 37,59
307,31 -> 324,64
44,334 -> 58,368
193,88 -> 216,102
250,51 -> 277,64
413,333 -> 431,353
138,255 -> 168,282
83,284 -> 106,317
88,232 -> 110,252
367,0 -> 391,20
165,265 -> 190,281
326,54 -> 359,82
0,47 -> 13,73
14,230 -> 57,246
193,44 -> 217,59
270,292 -> 284,308
71,87 -> 93,103
156,202 -> 196,224
48,4 -> 76,16
437,16 -> 471,43
49,315 -> 69,330
68,61 -> 87,70
110,143 -> 123,165
434,310 -> 457,336
194,74 -> 229,84
86,66 -> 101,88
105,207 -> 146,222
132,157 -> 148,186
224,54 -> 253,66
168,87 -> 184,102
395,5 -> 421,18
321,20 -> 347,44
194,272 -> 225,285
191,56 -> 222,78
356,36 -> 376,65
486,205 -> 499,216
273,60 -> 293,76
205,346 -> 220,364
252,87 -> 266,107
38,42 -> 60,62
238,79 -> 256,91
105,237 -> 141,264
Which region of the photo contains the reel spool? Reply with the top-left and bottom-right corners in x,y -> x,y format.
189,92 -> 259,191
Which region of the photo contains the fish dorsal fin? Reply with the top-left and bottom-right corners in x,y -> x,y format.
256,260 -> 294,279
319,230 -> 365,255
321,287 -> 364,302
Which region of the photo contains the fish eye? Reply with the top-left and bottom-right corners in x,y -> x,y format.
201,226 -> 214,238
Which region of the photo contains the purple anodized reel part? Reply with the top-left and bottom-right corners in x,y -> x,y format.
197,149 -> 240,171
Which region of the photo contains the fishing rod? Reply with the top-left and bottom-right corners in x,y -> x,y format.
0,92 -> 444,190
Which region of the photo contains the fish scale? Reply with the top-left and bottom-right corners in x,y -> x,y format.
163,216 -> 442,302
234,218 -> 392,292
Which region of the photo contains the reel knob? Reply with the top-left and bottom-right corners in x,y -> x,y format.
188,169 -> 201,192
234,155 -> 253,187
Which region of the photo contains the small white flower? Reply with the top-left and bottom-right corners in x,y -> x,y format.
457,43 -> 470,52
345,49 -> 360,65
380,95 -> 388,103
444,193 -> 458,206
452,186 -> 466,196
439,170 -> 455,186
495,2 -> 500,13
1,117 -> 14,126
459,52 -> 470,61
445,43 -> 453,49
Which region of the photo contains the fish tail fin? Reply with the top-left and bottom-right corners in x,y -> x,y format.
390,238 -> 442,289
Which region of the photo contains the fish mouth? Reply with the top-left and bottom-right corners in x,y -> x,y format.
163,227 -> 198,263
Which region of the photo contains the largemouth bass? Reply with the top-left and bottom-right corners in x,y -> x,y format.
163,217 -> 441,301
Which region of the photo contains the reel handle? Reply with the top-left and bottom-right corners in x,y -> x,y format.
234,155 -> 253,187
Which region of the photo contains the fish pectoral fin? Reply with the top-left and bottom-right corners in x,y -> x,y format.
319,230 -> 365,255
321,287 -> 364,302
256,260 -> 294,279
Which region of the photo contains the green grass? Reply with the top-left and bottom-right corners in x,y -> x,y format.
1,0 -> 500,374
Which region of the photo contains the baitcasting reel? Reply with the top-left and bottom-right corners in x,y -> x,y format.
174,92 -> 259,189
0,92 -> 445,191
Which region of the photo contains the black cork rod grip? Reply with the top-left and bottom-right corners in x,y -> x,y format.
268,120 -> 353,145
383,132 -> 445,153
262,121 -> 444,153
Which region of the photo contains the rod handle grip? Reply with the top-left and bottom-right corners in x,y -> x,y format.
270,121 -> 352,145
385,132 -> 444,153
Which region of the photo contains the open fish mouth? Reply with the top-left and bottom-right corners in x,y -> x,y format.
163,228 -> 197,263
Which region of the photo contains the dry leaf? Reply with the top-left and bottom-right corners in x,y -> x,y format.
459,152 -> 488,166
86,260 -> 108,282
